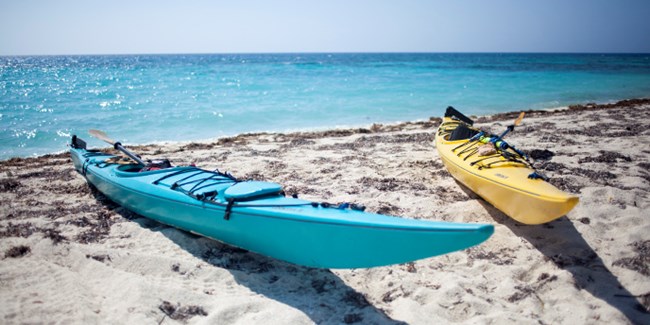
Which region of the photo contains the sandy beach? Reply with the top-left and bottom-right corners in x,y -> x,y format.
1,99 -> 649,324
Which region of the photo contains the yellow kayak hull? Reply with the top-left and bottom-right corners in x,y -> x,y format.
435,116 -> 578,224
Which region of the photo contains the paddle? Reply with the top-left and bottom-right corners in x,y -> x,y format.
497,112 -> 525,139
489,112 -> 528,159
88,129 -> 146,166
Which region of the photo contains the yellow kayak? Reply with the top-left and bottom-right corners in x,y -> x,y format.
435,107 -> 578,224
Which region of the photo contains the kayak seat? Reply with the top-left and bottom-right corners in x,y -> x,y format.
449,124 -> 479,141
224,181 -> 282,201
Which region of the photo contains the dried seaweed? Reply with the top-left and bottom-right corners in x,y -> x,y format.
158,301 -> 207,321
529,149 -> 555,161
613,240 -> 650,276
467,247 -> 515,266
0,178 -> 21,192
343,313 -> 364,324
86,254 -> 111,263
507,273 -> 558,303
343,290 -> 371,309
5,245 -> 31,258
579,150 -> 632,164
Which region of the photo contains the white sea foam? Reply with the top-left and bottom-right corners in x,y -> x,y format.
56,130 -> 71,138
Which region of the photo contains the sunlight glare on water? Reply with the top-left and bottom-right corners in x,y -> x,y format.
1,53 -> 650,159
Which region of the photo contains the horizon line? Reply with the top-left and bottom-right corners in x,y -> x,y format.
2,50 -> 650,58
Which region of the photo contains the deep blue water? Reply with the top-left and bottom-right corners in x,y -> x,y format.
1,53 -> 650,159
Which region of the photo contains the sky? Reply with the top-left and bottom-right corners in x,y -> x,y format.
1,0 -> 649,55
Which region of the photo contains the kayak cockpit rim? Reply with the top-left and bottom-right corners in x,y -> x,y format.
113,165 -> 196,177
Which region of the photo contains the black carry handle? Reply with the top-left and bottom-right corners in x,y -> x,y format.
444,106 -> 474,125
71,135 -> 87,150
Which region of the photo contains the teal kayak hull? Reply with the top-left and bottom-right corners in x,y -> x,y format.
70,146 -> 493,269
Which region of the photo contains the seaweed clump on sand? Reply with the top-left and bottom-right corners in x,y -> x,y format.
475,109 -> 549,123
613,240 -> 650,276
548,177 -> 582,194
578,150 -> 632,164
507,273 -> 558,303
567,98 -> 650,111
0,178 -> 21,192
5,245 -> 31,258
343,290 -> 371,309
75,210 -> 114,244
86,254 -> 112,263
467,247 -> 515,266
0,222 -> 38,238
343,313 -> 364,324
42,228 -> 68,245
529,149 -> 554,161
0,222 -> 68,245
158,301 -> 208,321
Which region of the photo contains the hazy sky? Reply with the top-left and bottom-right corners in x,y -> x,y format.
1,0 -> 649,55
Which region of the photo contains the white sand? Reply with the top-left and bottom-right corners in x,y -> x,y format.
1,100 -> 649,324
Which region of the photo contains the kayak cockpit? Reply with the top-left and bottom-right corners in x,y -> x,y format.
113,164 -> 185,177
115,164 -> 144,173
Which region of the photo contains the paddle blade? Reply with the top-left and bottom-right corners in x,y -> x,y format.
514,112 -> 525,126
88,129 -> 145,165
88,129 -> 115,145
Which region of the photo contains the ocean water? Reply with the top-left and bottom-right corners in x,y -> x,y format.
1,53 -> 650,159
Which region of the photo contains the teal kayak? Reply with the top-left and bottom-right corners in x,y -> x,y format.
70,135 -> 493,269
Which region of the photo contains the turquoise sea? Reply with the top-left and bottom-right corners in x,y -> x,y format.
1,53 -> 650,160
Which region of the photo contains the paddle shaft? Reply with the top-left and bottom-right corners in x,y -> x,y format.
88,129 -> 146,165
496,112 -> 526,140
498,126 -> 515,139
482,112 -> 528,159
113,142 -> 146,166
